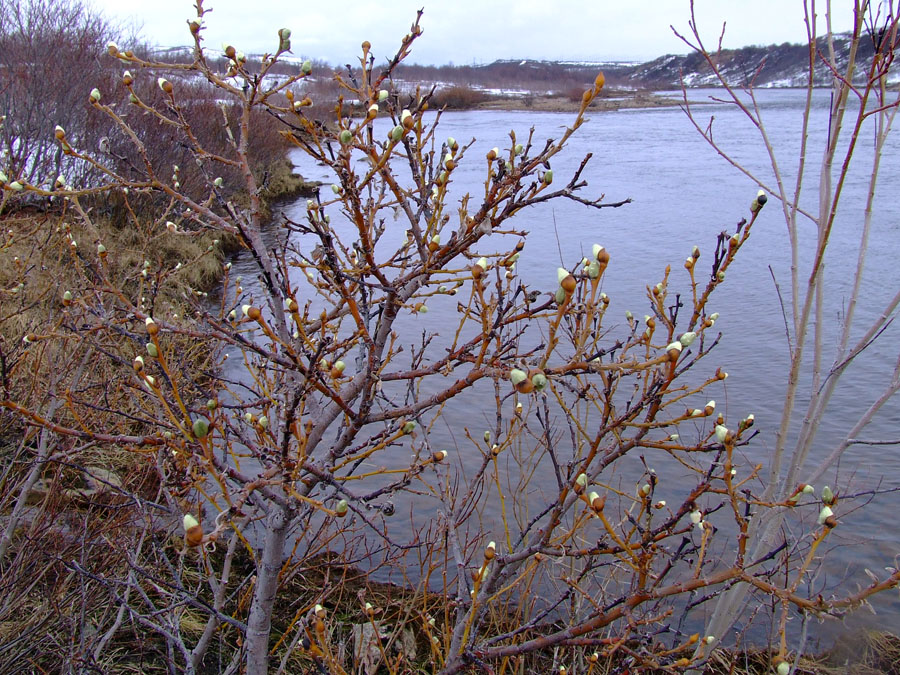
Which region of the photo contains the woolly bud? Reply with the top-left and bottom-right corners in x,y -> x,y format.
574,473 -> 588,493
514,143 -> 524,155
472,257 -> 488,278
133,355 -> 144,372
486,147 -> 499,160
301,60 -> 312,74
183,514 -> 203,546
146,342 -> 158,358
679,332 -> 697,347
802,484 -> 815,495
145,317 -> 159,335
821,486 -> 834,505
339,129 -> 353,144
509,369 -> 527,387
258,415 -> 268,430
335,499 -> 348,517
690,509 -> 702,524
776,662 -> 790,675
817,505 -> 834,525
485,541 -> 496,560
402,420 -> 417,434
666,341 -> 683,360
433,450 -> 447,462
89,88 -> 101,103
715,425 -> 728,443
588,491 -> 603,510
192,417 -> 210,439
531,372 -> 548,392
54,125 -> 65,140
587,261 -> 600,279
401,109 -> 413,129
704,400 -> 716,414
158,78 -> 173,94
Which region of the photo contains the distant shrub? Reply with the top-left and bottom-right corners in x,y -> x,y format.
430,85 -> 489,109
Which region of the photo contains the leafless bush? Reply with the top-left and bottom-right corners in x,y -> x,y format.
429,85 -> 489,109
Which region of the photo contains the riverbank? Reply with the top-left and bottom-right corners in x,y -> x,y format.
475,90 -> 686,113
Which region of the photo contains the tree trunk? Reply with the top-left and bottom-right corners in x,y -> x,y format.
244,506 -> 290,673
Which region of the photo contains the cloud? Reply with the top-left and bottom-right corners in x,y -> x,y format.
98,0 -> 856,65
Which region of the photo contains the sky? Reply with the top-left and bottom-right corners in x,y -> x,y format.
94,0 -> 856,65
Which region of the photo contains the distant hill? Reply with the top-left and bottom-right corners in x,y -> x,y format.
622,32 -> 896,88
425,32 -> 896,90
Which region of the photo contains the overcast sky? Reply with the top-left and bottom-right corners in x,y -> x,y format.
96,0 -> 855,65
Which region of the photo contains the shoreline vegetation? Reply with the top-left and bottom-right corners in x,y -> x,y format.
3,1 -> 900,669
3,105 -> 898,674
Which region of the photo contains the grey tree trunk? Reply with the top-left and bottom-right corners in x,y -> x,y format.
244,506 -> 290,673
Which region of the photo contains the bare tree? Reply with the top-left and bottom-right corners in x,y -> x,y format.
673,1 -> 900,669
2,1 -> 899,673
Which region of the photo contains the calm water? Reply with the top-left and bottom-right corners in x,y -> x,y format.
229,88 -> 900,641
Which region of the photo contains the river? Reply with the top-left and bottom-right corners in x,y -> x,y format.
224,88 -> 900,643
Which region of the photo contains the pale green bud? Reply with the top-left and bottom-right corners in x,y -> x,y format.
679,332 -> 697,347
509,369 -> 527,386
192,417 -> 209,438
